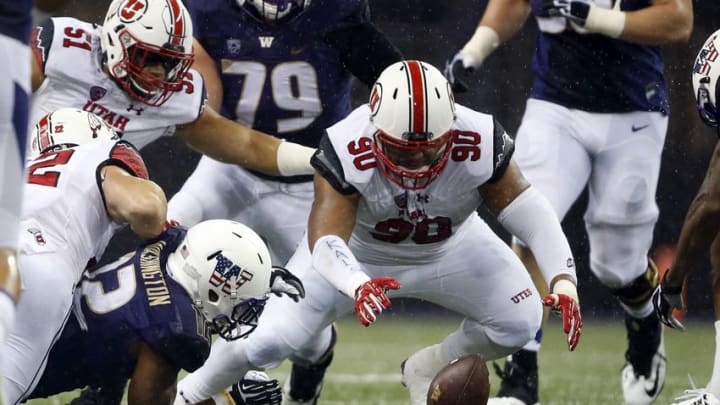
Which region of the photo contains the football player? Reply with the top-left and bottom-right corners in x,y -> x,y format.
167,1 -> 401,403
29,0 -> 316,181
444,0 -> 692,403
2,107 -> 168,405
24,219 -> 305,405
0,2 -> 33,402
172,60 -> 582,405
653,29 -> 720,405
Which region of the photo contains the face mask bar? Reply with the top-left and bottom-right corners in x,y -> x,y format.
210,297 -> 268,341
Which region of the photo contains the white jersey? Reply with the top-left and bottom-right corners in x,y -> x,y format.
314,103 -> 514,265
29,17 -> 207,149
19,139 -> 149,280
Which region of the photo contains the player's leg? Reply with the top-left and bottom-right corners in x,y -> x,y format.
708,235 -> 720,398
282,324 -> 337,405
226,175 -> 313,266
490,99 -> 592,405
0,34 -> 31,405
174,237 -> 345,405
167,156 -> 241,226
399,216 -> 543,405
2,254 -> 76,404
583,110 -> 667,404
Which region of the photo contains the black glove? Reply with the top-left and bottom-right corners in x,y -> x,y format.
230,371 -> 282,405
444,51 -> 475,93
651,272 -> 685,330
542,0 -> 592,25
270,266 -> 305,302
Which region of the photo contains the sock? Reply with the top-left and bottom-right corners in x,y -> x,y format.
706,320 -> 720,397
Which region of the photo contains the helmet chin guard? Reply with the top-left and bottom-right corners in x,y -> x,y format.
369,60 -> 457,190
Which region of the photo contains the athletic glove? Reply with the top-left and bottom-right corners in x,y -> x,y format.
543,0 -> 592,25
270,266 -> 305,302
229,370 -> 282,405
543,279 -> 582,351
444,51 -> 475,93
652,272 -> 686,331
353,277 -> 401,327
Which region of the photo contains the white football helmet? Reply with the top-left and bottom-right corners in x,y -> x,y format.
237,0 -> 311,21
166,220 -> 273,340
370,60 -> 457,190
29,108 -> 119,160
100,0 -> 194,106
692,28 -> 720,129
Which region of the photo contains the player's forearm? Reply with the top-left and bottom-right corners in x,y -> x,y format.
124,184 -> 167,240
478,0 -> 530,44
619,0 -> 692,45
498,187 -> 578,290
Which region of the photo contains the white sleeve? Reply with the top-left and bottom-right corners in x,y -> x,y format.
497,187 -> 578,288
311,235 -> 370,298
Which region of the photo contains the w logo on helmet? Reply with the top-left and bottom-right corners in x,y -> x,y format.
209,252 -> 254,295
118,0 -> 148,22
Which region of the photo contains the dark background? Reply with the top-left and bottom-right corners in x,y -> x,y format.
44,0 -> 720,318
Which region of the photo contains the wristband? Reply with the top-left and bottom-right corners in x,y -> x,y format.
552,279 -> 579,304
461,26 -> 500,68
584,3 -> 626,38
312,235 -> 371,298
276,141 -> 316,176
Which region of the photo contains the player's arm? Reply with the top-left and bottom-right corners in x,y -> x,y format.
665,142 -> 720,288
102,165 -> 167,240
127,343 -> 180,405
445,0 -> 530,91
175,108 -> 315,177
30,19 -> 54,91
191,39 -> 223,112
546,0 -> 692,45
308,138 -> 400,326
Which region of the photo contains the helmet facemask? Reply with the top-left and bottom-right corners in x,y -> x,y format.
115,32 -> 193,107
240,0 -> 311,21
208,296 -> 268,340
372,129 -> 454,190
696,76 -> 718,128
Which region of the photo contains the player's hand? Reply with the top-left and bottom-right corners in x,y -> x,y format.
543,280 -> 582,351
543,0 -> 592,26
353,277 -> 401,327
444,51 -> 475,93
652,273 -> 686,331
270,266 -> 305,302
163,219 -> 180,230
229,370 -> 282,405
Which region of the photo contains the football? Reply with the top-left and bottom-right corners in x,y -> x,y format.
426,353 -> 490,405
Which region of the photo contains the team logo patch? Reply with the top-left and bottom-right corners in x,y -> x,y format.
226,39 -> 242,56
208,252 -> 254,295
90,86 -> 107,101
118,0 -> 148,23
369,83 -> 383,117
28,228 -> 46,246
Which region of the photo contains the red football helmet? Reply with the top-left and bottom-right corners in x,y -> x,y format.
370,60 -> 457,190
100,0 -> 194,106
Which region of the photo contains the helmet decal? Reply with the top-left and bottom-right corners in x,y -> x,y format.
119,0 -> 148,22
165,0 -> 188,48
405,60 -> 427,134
369,83 -> 382,116
208,251 -> 254,295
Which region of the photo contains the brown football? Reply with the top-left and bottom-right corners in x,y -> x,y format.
426,353 -> 490,405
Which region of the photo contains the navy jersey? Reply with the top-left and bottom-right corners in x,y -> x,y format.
29,228 -> 211,398
188,0 -> 369,148
529,0 -> 668,113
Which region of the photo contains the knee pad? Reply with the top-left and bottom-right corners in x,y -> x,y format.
586,221 -> 654,287
610,258 -> 660,307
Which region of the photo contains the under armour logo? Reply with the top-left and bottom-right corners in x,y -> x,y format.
127,104 -> 144,115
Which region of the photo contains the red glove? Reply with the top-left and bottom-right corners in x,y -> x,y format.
543,293 -> 582,351
353,277 -> 401,327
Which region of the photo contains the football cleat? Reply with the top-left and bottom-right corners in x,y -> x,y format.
670,389 -> 720,405
621,312 -> 667,405
487,351 -> 539,405
401,344 -> 448,405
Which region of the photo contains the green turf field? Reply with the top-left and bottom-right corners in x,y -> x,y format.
26,315 -> 715,405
